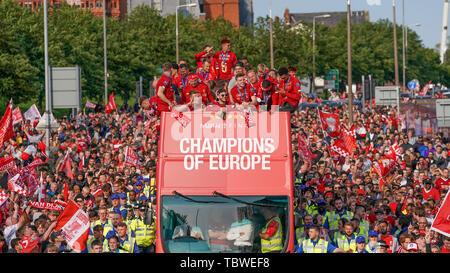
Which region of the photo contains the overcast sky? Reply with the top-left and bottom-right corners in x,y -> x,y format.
253,0 -> 448,49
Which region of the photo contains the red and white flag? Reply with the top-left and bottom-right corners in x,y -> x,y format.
431,190 -> 450,237
85,100 -> 96,109
12,107 -> 23,125
171,109 -> 191,128
0,99 -> 14,148
8,174 -> 27,196
23,104 -> 41,123
59,151 -> 74,180
92,188 -> 103,198
385,142 -> 401,161
54,200 -> 90,252
105,93 -> 116,114
298,135 -> 313,166
124,146 -> 142,169
419,81 -> 432,97
0,192 -> 8,207
318,109 -> 341,138
372,157 -> 396,190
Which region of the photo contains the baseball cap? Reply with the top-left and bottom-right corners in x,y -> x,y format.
356,236 -> 366,244
368,230 -> 379,237
119,193 -> 127,199
317,199 -> 326,204
135,181 -> 143,186
137,176 -> 143,181
406,242 -> 418,251
111,194 -> 119,200
139,195 -> 148,202
143,178 -> 150,182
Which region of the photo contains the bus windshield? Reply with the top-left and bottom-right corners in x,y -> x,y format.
161,195 -> 289,253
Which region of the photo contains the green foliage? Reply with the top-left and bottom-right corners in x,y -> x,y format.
0,1 -> 447,113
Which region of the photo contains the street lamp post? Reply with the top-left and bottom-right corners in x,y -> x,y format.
269,0 -> 274,69
393,0 -> 400,87
176,1 -> 197,63
347,0 -> 353,125
43,0 -> 50,155
312,14 -> 330,93
403,23 -> 420,91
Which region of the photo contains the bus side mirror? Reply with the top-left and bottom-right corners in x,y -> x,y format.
294,214 -> 302,229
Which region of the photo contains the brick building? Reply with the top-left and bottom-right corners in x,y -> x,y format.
284,8 -> 370,28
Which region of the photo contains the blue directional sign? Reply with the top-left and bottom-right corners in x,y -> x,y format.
408,80 -> 417,90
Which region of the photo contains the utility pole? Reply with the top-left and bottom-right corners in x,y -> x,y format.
393,0 -> 400,87
440,0 -> 449,64
347,0 -> 353,125
402,0 -> 405,91
103,0 -> 108,105
269,0 -> 274,69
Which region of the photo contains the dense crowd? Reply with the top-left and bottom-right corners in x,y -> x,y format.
0,38 -> 449,253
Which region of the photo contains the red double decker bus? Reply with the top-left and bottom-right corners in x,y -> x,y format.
154,110 -> 294,253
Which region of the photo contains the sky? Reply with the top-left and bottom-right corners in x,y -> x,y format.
252,0 -> 449,49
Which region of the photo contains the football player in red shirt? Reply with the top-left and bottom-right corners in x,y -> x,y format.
195,45 -> 216,73
181,74 -> 215,106
272,67 -> 301,109
229,73 -> 257,107
154,62 -> 177,114
214,39 -> 237,81
197,59 -> 217,84
174,63 -> 189,91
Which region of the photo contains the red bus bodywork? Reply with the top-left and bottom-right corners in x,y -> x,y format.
155,110 -> 294,253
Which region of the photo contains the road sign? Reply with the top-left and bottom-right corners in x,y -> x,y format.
436,99 -> 450,127
408,80 -> 417,90
51,66 -> 81,109
324,69 -> 339,90
375,86 -> 400,106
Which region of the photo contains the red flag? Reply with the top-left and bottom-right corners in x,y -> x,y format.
385,142 -> 401,161
373,157 -> 396,190
318,109 -> 340,138
0,192 -> 8,207
8,174 -> 27,196
431,190 -> 450,237
298,135 -> 313,166
105,93 -> 116,114
54,200 -> 90,252
85,100 -> 96,109
63,180 -> 69,202
59,151 -> 74,180
340,125 -> 356,155
12,107 -> 23,125
0,99 -> 14,148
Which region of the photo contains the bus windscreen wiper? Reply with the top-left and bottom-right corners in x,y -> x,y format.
212,191 -> 285,209
173,191 -> 227,204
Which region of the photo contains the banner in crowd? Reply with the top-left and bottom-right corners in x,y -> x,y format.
105,93 -> 116,114
23,104 -> 41,122
372,142 -> 402,190
298,135 -> 312,166
0,155 -> 15,173
0,99 -> 14,147
12,107 -> 23,125
431,190 -> 450,237
29,201 -> 63,211
124,146 -> 142,169
85,100 -> 96,109
54,200 -> 90,252
400,101 -> 438,138
318,109 -> 340,138
329,125 -> 356,157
